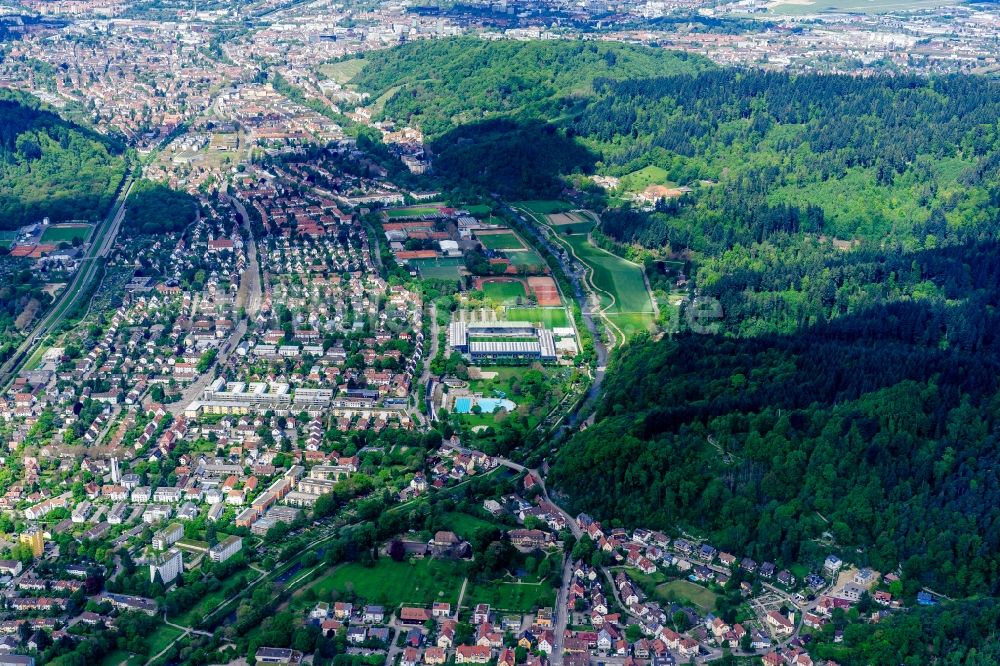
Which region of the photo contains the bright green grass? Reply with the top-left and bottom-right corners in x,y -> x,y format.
465,579 -> 556,613
558,232 -> 654,338
482,280 -> 527,303
306,559 -> 464,607
563,234 -> 652,316
320,58 -> 366,83
504,248 -> 545,267
413,256 -> 464,280
551,218 -> 595,235
656,579 -> 719,612
442,511 -> 498,538
618,165 -> 672,192
463,204 -> 493,217
513,200 -> 572,215
171,570 -> 249,626
505,307 -> 569,328
144,624 -> 184,656
386,204 -> 445,219
478,232 -> 525,250
40,224 -> 92,243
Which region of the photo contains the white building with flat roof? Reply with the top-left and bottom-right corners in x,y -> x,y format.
150,548 -> 183,585
209,535 -> 243,563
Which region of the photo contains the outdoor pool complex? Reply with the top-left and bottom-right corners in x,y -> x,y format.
454,397 -> 517,414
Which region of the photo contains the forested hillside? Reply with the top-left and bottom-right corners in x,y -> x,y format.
551,248 -> 1000,597
359,38 -> 1000,645
580,72 -> 1000,249
0,90 -> 127,229
351,37 -> 712,138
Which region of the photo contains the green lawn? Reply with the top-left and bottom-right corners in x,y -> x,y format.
320,58 -> 366,83
482,280 -> 527,304
305,558 -> 464,607
143,624 -> 184,657
41,224 -> 92,243
656,579 -> 719,612
442,511 -> 499,538
562,232 -> 654,337
465,579 -> 556,613
513,200 -> 572,215
619,165 -> 672,192
478,232 -> 525,251
504,307 -> 569,328
171,570 -> 250,627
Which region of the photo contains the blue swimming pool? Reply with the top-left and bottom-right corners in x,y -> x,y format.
476,398 -> 517,413
453,397 -> 516,414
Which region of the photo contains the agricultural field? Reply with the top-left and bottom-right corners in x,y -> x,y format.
482,280 -> 527,304
304,558 -> 464,608
477,231 -> 525,250
41,223 -> 92,244
504,307 -> 569,329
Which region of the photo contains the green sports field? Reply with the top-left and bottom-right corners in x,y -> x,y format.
513,200 -> 572,215
482,280 -> 527,304
41,224 -> 92,244
463,204 -> 493,217
477,232 -> 525,250
505,307 -> 570,329
385,205 -> 445,219
504,248 -> 545,268
412,256 -> 464,280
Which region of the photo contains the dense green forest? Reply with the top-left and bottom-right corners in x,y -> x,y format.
122,179 -> 199,236
351,37 -> 712,138
0,90 -> 126,230
350,38 -> 710,197
580,72 -> 1000,250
